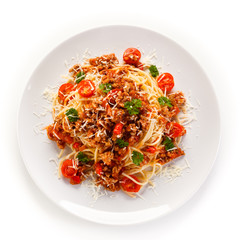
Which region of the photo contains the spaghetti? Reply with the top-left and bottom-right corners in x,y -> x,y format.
46,48 -> 187,197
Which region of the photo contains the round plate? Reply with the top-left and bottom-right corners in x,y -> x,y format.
18,25 -> 220,225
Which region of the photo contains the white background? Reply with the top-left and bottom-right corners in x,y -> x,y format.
1,0 -> 239,239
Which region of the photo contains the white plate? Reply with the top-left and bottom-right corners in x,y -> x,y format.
18,25 -> 221,225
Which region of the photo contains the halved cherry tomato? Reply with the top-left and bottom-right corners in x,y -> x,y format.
121,175 -> 141,192
73,142 -> 80,150
95,163 -> 103,176
113,123 -> 123,135
136,61 -> 144,70
61,159 -> 77,178
166,122 -> 186,138
58,83 -> 74,101
77,80 -> 95,97
123,48 -> 141,65
157,73 -> 174,92
146,146 -> 157,153
70,175 -> 81,185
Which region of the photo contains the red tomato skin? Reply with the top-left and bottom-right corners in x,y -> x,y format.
77,80 -> 95,97
113,123 -> 123,135
146,146 -> 157,153
73,142 -> 80,150
95,163 -> 103,176
58,83 -> 74,101
121,175 -> 141,192
157,73 -> 175,92
166,122 -> 186,138
123,48 -> 141,65
70,175 -> 81,185
61,159 -> 77,178
136,61 -> 144,70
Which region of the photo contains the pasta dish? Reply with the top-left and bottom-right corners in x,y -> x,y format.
46,48 -> 187,197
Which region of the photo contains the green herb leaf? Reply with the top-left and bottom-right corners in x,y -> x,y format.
116,139 -> 129,148
99,83 -> 112,93
149,65 -> 159,77
158,96 -> 173,108
76,151 -> 90,163
75,71 -> 85,84
124,99 -> 142,115
132,151 -> 144,166
163,137 -> 175,151
65,108 -> 79,122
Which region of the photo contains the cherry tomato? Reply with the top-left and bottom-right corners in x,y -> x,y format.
121,175 -> 141,192
123,48 -> 141,65
157,73 -> 174,92
166,122 -> 186,138
73,142 -> 80,150
77,80 -> 95,97
95,163 -> 103,176
61,159 -> 77,178
58,83 -> 74,101
70,175 -> 81,185
146,146 -> 157,153
136,61 -> 144,70
113,123 -> 123,135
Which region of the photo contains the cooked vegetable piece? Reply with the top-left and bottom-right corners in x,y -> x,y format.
132,151 -> 144,166
123,48 -> 141,65
149,65 -> 159,77
61,159 -> 77,178
124,99 -> 142,115
157,73 -> 174,92
121,175 -> 141,192
65,108 -> 79,122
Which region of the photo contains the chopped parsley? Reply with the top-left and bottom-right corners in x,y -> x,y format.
65,108 -> 79,122
99,83 -> 112,93
158,96 -> 173,108
76,151 -> 89,163
75,71 -> 85,83
124,99 -> 142,115
132,151 -> 144,166
149,65 -> 159,77
116,139 -> 129,148
163,137 -> 175,151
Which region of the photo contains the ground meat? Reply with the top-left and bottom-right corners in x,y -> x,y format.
128,135 -> 140,146
168,91 -> 186,107
157,146 -> 185,165
97,176 -> 120,191
126,123 -> 138,134
95,160 -> 124,191
47,122 -> 73,149
89,53 -> 119,66
68,64 -> 81,77
100,151 -> 114,165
